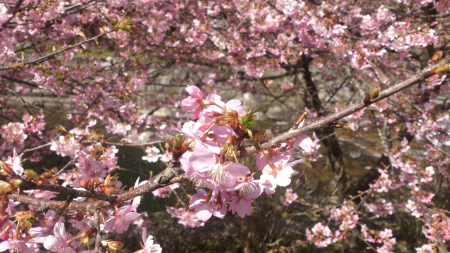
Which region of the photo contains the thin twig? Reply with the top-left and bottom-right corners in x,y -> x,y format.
94,210 -> 101,253
0,32 -> 111,71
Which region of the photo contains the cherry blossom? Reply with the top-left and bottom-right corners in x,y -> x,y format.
166,207 -> 204,228
181,85 -> 206,119
4,149 -> 24,175
280,188 -> 298,206
306,223 -> 340,248
43,222 -> 76,253
103,205 -> 141,234
189,189 -> 227,222
134,229 -> 162,253
142,146 -> 161,163
0,0 -> 449,251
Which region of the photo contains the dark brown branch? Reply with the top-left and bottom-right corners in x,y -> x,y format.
301,55 -> 347,194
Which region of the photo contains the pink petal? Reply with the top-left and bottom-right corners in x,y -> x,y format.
12,149 -> 24,175
180,121 -> 198,139
276,167 -> 294,187
225,163 -> 250,178
102,218 -> 117,232
260,173 -> 276,195
195,204 -> 213,222
180,152 -> 195,176
181,97 -> 200,110
0,241 -> 10,252
142,229 -> 147,244
123,212 -> 141,222
212,203 -> 227,219
189,147 -> 215,173
145,235 -> 154,247
189,194 -> 206,209
294,134 -> 313,152
225,99 -> 244,116
211,125 -> 235,143
206,93 -> 224,108
54,222 -> 66,240
186,85 -> 203,98
230,197 -> 251,218
43,235 -> 61,252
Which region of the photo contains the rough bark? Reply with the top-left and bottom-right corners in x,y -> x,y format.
301,55 -> 347,195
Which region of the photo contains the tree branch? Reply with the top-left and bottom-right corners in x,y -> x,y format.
238,54 -> 450,157
0,32 -> 110,71
8,160 -> 187,211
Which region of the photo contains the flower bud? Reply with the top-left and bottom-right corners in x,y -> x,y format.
81,228 -> 96,238
24,170 -> 40,181
0,181 -> 16,195
227,110 -> 238,119
364,86 -> 380,104
431,51 -> 444,63
7,178 -> 24,187
100,186 -> 116,195
205,111 -> 222,118
76,211 -> 84,222
102,174 -> 119,187
101,239 -> 124,251
54,125 -> 67,133
434,63 -> 450,75
0,161 -> 14,175
252,130 -> 266,142
172,134 -> 185,148
0,195 -> 8,216
369,86 -> 381,100
15,210 -> 36,227
330,123 -> 352,130
238,109 -> 256,128
57,196 -> 74,217
217,120 -> 228,126
295,112 -> 308,128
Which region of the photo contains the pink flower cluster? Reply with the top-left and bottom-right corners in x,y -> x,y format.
58,144 -> 119,187
306,223 -> 340,248
365,198 -> 393,217
177,86 -> 314,222
422,212 -> 450,243
280,188 -> 298,206
166,207 -> 205,228
361,225 -> 396,253
330,201 -> 359,231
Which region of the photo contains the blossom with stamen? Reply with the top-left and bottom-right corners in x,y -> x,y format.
260,155 -> 303,190
208,164 -> 230,185
229,174 -> 260,198
188,147 -> 250,188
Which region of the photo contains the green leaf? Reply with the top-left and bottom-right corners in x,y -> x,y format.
239,109 -> 256,128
